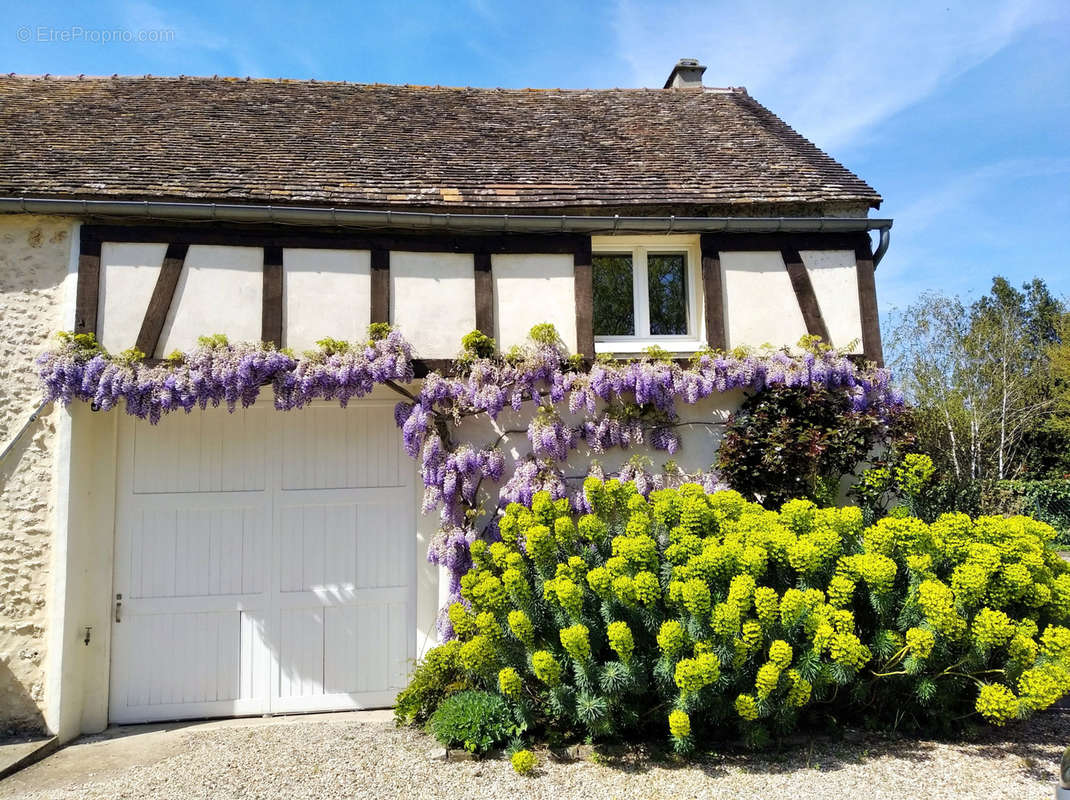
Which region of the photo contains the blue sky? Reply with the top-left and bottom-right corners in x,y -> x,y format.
5,0 -> 1069,316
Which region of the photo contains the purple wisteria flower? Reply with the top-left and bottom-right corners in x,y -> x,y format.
499,457 -> 568,508
527,407 -> 579,461
39,327 -> 905,642
37,330 -> 413,423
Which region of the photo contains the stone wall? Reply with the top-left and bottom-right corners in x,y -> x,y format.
0,215 -> 75,734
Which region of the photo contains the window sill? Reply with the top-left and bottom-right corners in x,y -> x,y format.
594,340 -> 707,357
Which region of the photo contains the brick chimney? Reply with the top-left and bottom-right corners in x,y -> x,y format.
663,58 -> 706,89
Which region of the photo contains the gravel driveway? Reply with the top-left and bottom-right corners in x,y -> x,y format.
0,706 -> 1066,800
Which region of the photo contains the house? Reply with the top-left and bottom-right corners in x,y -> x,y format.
0,59 -> 889,741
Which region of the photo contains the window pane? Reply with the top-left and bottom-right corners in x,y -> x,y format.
648,253 -> 688,336
593,255 -> 634,336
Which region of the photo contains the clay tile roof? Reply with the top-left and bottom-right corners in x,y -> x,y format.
0,75 -> 881,213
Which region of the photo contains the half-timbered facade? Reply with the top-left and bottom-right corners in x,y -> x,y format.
0,62 -> 890,739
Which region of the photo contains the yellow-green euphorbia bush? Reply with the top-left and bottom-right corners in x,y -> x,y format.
404,479 -> 1070,749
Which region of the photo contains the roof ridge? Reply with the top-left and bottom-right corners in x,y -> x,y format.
0,72 -> 744,93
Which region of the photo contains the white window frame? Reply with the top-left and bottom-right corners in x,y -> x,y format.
590,235 -> 704,354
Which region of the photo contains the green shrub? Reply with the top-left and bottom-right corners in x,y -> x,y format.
914,479 -> 1070,546
980,481 -> 1070,546
915,477 -> 986,522
404,480 -> 1070,749
851,453 -> 936,523
717,385 -> 911,508
394,641 -> 468,726
510,749 -> 537,775
428,690 -> 521,754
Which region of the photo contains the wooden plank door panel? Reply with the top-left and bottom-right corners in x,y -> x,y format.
110,400 -> 415,723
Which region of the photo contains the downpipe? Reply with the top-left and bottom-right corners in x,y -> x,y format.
872,227 -> 891,267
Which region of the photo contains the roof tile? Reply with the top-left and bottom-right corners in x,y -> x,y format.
0,76 -> 881,212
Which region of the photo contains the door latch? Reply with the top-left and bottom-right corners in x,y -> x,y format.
115,593 -> 122,623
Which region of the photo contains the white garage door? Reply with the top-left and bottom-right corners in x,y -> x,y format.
108,401 -> 415,724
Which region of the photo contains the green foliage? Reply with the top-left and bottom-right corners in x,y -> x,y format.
314,337 -> 351,356
912,478 -> 1070,546
1045,312 -> 1070,473
367,322 -> 392,342
56,330 -> 104,355
717,385 -> 910,508
977,481 -> 1070,545
461,330 -> 497,359
641,345 -> 674,363
511,749 -> 537,774
394,641 -> 468,726
115,347 -> 146,364
797,334 -> 841,355
888,276 -> 1069,482
402,482 -> 1070,748
528,323 -> 563,347
196,333 -> 230,348
897,454 -> 937,497
429,690 -> 521,754
852,453 -> 936,523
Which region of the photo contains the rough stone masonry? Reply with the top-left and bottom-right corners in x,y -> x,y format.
0,215 -> 74,734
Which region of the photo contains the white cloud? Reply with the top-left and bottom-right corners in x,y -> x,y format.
892,156 -> 1070,239
611,0 -> 1066,151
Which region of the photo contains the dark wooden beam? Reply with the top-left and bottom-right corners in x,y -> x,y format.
134,243 -> 189,357
781,247 -> 831,343
573,240 -> 595,360
855,253 -> 884,366
473,253 -> 494,338
261,245 -> 284,348
370,248 -> 390,324
412,358 -> 456,378
700,249 -> 726,351
74,236 -> 102,335
81,224 -> 586,256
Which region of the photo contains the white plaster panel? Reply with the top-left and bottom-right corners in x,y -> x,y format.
492,254 -> 577,353
283,249 -> 371,352
157,246 -> 263,356
801,250 -> 863,350
390,252 -> 475,359
721,251 -> 808,349
98,242 -> 167,354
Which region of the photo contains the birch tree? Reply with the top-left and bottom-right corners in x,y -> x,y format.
888,277 -> 1064,481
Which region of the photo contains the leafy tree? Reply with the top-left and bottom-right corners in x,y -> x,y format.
888,276 -> 1067,481
1043,311 -> 1070,476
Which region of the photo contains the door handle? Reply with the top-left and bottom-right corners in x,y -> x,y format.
115,593 -> 122,623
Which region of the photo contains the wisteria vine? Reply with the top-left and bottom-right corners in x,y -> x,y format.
393,330 -> 904,636
36,330 -> 413,423
36,325 -> 905,640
